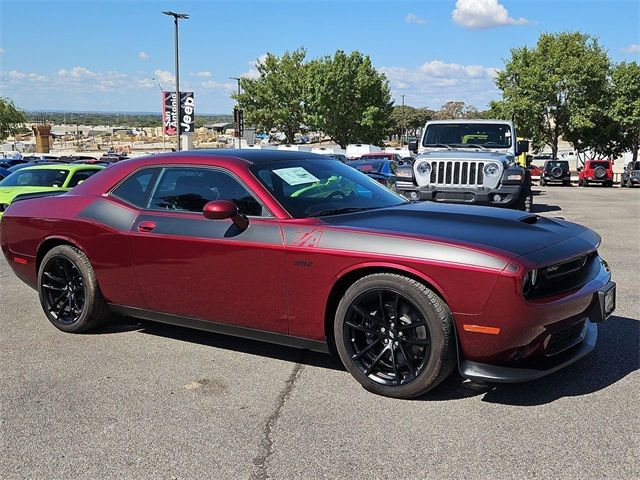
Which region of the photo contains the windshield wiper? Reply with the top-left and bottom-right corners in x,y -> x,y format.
424,143 -> 452,150
450,143 -> 488,150
308,206 -> 378,217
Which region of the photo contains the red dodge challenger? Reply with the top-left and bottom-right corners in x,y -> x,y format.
0,150 -> 616,398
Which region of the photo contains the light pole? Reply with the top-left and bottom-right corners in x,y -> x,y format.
152,77 -> 167,151
162,10 -> 189,151
230,77 -> 241,148
400,94 -> 405,146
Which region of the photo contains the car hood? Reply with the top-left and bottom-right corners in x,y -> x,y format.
416,150 -> 513,164
319,202 -> 590,259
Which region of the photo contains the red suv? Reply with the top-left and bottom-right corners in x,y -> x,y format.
578,159 -> 614,187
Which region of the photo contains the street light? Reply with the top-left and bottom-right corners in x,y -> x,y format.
401,94 -> 405,146
230,77 -> 241,148
162,10 -> 189,151
152,77 -> 167,151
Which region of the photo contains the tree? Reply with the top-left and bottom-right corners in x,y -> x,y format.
433,101 -> 482,120
494,32 -> 611,158
610,61 -> 640,162
306,50 -> 393,148
234,49 -> 307,144
0,97 -> 27,142
390,105 -> 433,141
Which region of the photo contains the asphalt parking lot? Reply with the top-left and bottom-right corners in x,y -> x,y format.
1,185 -> 639,479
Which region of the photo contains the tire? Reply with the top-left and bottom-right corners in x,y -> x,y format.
583,180 -> 589,187
563,180 -> 571,186
539,178 -> 546,186
334,273 -> 456,399
38,245 -> 111,333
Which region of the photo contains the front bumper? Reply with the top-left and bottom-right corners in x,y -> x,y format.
459,280 -> 615,383
396,183 -> 524,207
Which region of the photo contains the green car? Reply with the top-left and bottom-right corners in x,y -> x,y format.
0,164 -> 104,218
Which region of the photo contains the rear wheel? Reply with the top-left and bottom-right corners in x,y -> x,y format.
38,245 -> 111,333
334,273 -> 456,399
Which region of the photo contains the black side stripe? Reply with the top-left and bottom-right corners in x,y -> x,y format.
79,199 -> 138,231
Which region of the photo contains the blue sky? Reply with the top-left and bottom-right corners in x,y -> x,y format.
1,0 -> 638,113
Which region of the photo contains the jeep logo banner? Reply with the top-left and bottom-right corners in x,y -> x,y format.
162,91 -> 195,136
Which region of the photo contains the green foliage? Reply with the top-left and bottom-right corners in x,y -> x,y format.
390,105 -> 434,139
610,61 -> 640,161
495,32 -> 611,157
234,48 -> 308,144
23,112 -> 231,129
0,97 -> 27,141
305,50 -> 394,148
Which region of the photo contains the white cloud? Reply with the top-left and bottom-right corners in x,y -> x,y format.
621,44 -> 640,54
7,70 -> 48,82
8,70 -> 26,79
201,79 -> 234,91
57,66 -> 98,78
195,71 -> 212,78
153,69 -> 175,88
378,59 -> 501,108
0,48 -> 5,55
241,54 -> 268,79
138,51 -> 149,60
405,13 -> 426,25
452,0 -> 529,30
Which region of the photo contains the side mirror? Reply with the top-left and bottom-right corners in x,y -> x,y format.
408,139 -> 418,153
516,140 -> 529,155
203,200 -> 249,230
577,166 -> 583,172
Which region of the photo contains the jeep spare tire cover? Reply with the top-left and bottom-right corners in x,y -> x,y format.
595,166 -> 606,178
551,166 -> 563,178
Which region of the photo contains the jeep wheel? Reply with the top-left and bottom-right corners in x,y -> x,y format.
334,273 -> 456,399
583,180 -> 589,187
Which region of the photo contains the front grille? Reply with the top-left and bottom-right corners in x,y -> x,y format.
547,321 -> 586,356
428,160 -> 485,186
526,252 -> 599,299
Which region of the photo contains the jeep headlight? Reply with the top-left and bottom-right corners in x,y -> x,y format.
483,163 -> 500,178
415,161 -> 431,179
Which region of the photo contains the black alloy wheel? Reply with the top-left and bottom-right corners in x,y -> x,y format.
334,273 -> 456,398
38,245 -> 111,332
41,256 -> 86,325
343,289 -> 431,386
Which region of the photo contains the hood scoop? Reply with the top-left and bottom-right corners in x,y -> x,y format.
518,214 -> 540,224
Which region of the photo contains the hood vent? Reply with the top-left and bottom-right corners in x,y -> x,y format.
518,214 -> 539,224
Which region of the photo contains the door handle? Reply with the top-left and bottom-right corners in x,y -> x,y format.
137,221 -> 157,233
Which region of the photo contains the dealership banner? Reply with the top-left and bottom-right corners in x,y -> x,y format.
162,91 -> 195,135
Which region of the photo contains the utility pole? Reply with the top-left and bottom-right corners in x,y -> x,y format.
230,77 -> 241,148
163,11 -> 189,151
401,94 -> 405,146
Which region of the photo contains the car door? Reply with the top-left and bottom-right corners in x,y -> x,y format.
128,165 -> 288,333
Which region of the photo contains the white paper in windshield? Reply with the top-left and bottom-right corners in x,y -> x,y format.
273,167 -> 320,186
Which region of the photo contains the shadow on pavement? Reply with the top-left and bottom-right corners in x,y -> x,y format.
128,313 -> 638,406
425,315 -> 639,405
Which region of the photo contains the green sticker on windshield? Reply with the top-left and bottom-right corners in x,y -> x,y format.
273,167 -> 320,186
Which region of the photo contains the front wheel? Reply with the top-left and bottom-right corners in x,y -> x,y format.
334,273 -> 456,399
38,245 -> 111,333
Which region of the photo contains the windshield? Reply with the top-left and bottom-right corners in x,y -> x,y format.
589,161 -> 610,169
545,161 -> 569,169
0,168 -> 69,187
249,158 -> 407,218
423,123 -> 512,148
350,161 -> 386,174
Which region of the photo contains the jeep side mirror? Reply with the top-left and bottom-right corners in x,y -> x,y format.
408,139 -> 418,153
516,140 -> 529,155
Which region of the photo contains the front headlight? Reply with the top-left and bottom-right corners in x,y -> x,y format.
416,161 -> 431,176
484,163 -> 500,177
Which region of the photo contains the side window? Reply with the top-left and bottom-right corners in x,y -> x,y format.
67,169 -> 100,188
111,168 -> 161,208
149,167 -> 265,216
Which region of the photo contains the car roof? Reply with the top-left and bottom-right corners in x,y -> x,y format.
19,163 -> 105,172
144,149 -> 330,165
